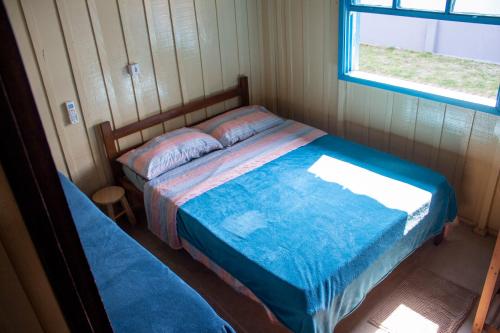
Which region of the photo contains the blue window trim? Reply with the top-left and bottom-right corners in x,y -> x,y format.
338,0 -> 500,115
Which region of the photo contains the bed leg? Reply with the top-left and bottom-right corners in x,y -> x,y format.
433,225 -> 447,246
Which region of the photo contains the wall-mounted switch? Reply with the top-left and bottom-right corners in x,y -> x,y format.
127,63 -> 140,77
65,100 -> 79,125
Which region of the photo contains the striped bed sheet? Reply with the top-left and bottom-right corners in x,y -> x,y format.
142,119 -> 456,332
144,119 -> 325,249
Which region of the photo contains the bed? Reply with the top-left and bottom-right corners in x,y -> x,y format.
99,76 -> 457,333
59,173 -> 235,333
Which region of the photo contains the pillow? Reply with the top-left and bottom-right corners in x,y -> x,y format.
117,127 -> 222,180
194,105 -> 284,147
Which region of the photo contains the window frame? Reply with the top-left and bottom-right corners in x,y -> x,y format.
338,0 -> 500,114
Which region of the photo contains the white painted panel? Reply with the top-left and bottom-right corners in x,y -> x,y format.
303,0 -> 327,130
170,0 -> 205,124
389,93 -> 418,159
412,99 -> 446,168
345,83 -> 370,145
194,0 -> 225,117
144,0 -> 184,131
287,0 -> 305,122
118,0 -> 163,141
275,0 -> 289,118
89,0 -> 142,149
323,0 -> 338,134
261,0 -> 278,112
246,0 -> 263,105
367,88 -> 393,151
435,106 -> 474,183
461,112 -> 498,222
216,0 -> 241,109
235,0 -> 251,80
55,0 -> 112,186
20,0 -> 99,192
4,0 -> 68,176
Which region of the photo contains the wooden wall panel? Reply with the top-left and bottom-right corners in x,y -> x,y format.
194,0 -> 225,117
235,0 -> 251,84
412,100 -> 446,168
55,0 -> 112,186
118,0 -> 163,141
435,106 -> 474,185
275,0 -> 289,118
260,0 -> 278,113
216,0 -> 240,110
4,0 -> 68,176
287,0 -> 305,122
19,0 -> 100,193
6,0 -> 262,194
488,177 -> 500,231
389,94 -> 418,160
144,0 -> 184,130
366,87 -> 393,151
246,0 -> 263,105
322,0 -> 338,134
89,0 -> 142,149
303,0 -> 327,131
168,0 -> 205,125
339,85 -> 500,233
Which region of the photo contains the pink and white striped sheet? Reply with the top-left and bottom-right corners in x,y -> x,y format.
194,105 -> 284,147
144,119 -> 326,249
181,238 -> 280,324
117,127 -> 222,180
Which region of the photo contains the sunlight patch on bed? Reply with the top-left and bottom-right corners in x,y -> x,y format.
374,304 -> 439,333
307,155 -> 431,234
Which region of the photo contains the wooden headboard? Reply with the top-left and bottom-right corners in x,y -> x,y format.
99,75 -> 249,184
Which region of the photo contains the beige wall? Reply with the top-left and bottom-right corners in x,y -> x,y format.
5,0 -> 500,232
259,0 -> 500,233
0,164 -> 69,332
5,0 -> 264,194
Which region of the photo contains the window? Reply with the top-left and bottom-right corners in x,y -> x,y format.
339,0 -> 500,114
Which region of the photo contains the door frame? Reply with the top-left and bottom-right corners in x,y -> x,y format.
0,2 -> 112,332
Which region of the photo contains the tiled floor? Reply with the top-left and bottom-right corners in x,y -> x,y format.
120,218 -> 495,333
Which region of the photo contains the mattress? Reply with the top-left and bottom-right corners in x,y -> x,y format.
123,164 -> 147,191
59,174 -> 235,333
143,121 -> 457,333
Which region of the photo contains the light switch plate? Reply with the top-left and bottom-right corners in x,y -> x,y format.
127,63 -> 140,77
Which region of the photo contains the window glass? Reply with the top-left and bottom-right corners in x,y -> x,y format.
399,0 -> 446,12
453,0 -> 500,17
356,13 -> 500,100
353,0 -> 392,7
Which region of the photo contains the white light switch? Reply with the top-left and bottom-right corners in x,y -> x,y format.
127,63 -> 140,77
65,100 -> 79,125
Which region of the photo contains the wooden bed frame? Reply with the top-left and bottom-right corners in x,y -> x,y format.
98,73 -> 446,243
98,75 -> 249,204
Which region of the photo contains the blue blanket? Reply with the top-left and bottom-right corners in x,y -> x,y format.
177,134 -> 457,333
59,174 -> 235,333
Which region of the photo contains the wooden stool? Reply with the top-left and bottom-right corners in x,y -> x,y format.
92,186 -> 136,225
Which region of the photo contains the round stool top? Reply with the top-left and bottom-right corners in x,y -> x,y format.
92,186 -> 125,205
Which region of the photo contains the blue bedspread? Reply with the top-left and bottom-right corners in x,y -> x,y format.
177,134 -> 457,333
59,174 -> 235,333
